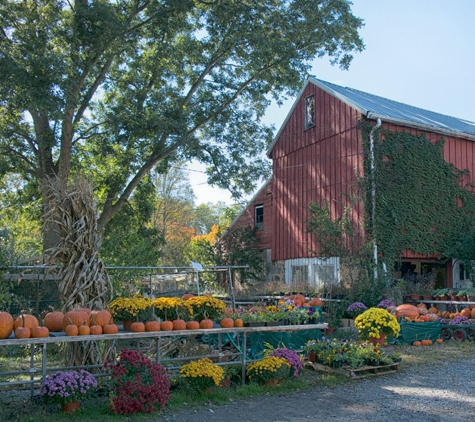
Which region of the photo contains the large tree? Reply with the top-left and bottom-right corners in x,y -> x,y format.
0,0 -> 364,251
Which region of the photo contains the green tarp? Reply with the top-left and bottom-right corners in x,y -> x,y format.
247,329 -> 322,359
394,320 -> 441,344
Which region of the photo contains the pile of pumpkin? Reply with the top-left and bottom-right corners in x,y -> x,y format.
0,308 -> 117,340
277,294 -> 323,307
392,303 -> 475,322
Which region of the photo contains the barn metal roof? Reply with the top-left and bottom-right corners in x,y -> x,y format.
311,77 -> 475,137
268,77 -> 475,156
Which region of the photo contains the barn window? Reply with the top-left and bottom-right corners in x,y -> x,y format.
314,264 -> 337,285
292,265 -> 309,283
304,95 -> 315,129
255,204 -> 263,230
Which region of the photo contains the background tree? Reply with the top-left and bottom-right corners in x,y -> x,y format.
0,0 -> 365,253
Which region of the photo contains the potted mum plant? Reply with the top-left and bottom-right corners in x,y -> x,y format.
354,307 -> 400,345
180,358 -> 224,393
246,356 -> 291,385
40,369 -> 98,413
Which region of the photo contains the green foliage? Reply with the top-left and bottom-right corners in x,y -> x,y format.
0,0 -> 365,246
365,128 -> 475,264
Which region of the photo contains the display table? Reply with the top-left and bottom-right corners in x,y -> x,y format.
0,323 -> 327,394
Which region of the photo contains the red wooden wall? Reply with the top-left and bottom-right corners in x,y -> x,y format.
269,83 -> 364,261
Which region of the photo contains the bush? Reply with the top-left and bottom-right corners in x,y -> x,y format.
105,349 -> 170,414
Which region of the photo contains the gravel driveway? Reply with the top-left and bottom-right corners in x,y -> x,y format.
163,358 -> 475,422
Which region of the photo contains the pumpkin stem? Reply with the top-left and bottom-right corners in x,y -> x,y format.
21,313 -> 25,328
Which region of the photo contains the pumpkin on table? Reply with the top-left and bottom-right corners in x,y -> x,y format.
43,311 -> 64,332
145,320 -> 161,332
0,311 -> 14,339
14,314 -> 31,339
13,314 -> 39,330
91,310 -> 113,327
31,325 -> 50,338
172,319 -> 187,331
186,320 -> 200,330
219,318 -> 234,328
62,310 -> 90,331
103,322 -> 119,334
199,318 -> 214,329
130,322 -> 145,332
160,321 -> 173,331
78,322 -> 91,336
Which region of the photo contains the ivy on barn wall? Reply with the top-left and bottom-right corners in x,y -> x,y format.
362,124 -> 475,264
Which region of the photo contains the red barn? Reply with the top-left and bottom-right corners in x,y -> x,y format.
226,77 -> 475,290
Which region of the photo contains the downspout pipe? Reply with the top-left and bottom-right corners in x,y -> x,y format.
370,118 -> 382,283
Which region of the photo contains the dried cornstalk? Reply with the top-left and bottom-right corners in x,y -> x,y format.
43,176 -> 113,368
44,176 -> 112,312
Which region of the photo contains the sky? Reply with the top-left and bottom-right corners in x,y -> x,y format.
189,0 -> 475,206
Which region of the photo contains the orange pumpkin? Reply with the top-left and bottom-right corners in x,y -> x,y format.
436,338 -> 444,344
65,324 -> 79,336
224,307 -> 234,316
309,297 -> 323,307
219,318 -> 234,328
62,310 -> 90,330
160,321 -> 174,331
13,314 -> 39,330
130,322 -> 145,332
0,311 -> 14,339
75,307 -> 91,316
89,325 -> 103,335
78,323 -> 91,335
199,318 -> 214,329
186,320 -> 200,330
145,321 -> 161,332
30,326 -> 49,338
43,311 -> 64,332
91,310 -> 112,327
295,294 -> 306,304
182,293 -> 195,301
460,308 -> 472,318
471,308 -> 475,319
14,326 -> 31,339
172,319 -> 187,331
234,318 -> 244,328
395,304 -> 419,319
428,307 -> 438,314
419,315 -> 431,322
416,302 -> 427,309
412,340 -> 422,347
103,323 -> 119,334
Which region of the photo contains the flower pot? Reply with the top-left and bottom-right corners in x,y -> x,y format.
62,401 -> 80,414
122,320 -> 134,331
423,295 -> 434,300
369,332 -> 386,346
307,352 -> 317,363
262,379 -> 280,387
244,322 -> 265,327
221,377 -> 232,388
265,321 -> 281,327
410,294 -> 422,301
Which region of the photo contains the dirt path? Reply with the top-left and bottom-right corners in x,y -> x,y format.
162,359 -> 475,422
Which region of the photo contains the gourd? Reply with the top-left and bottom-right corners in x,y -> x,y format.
186,320 -> 200,330
78,322 -> 91,335
90,310 -> 112,327
31,325 -> 50,338
145,321 -> 161,332
43,311 -> 64,332
130,322 -> 145,332
234,318 -> 244,328
13,314 -> 39,330
199,318 -> 214,329
219,318 -> 234,328
14,314 -> 31,339
62,310 -> 90,331
395,304 -> 419,319
182,293 -> 194,301
0,311 -> 14,339
160,321 -> 174,331
103,322 -> 119,334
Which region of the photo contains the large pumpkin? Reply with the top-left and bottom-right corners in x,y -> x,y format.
309,297 -> 323,307
395,304 -> 419,319
91,310 -> 112,327
13,314 -> 39,330
219,318 -> 234,328
62,310 -> 90,330
0,311 -> 14,339
145,321 -> 161,332
172,319 -> 187,331
186,320 -> 200,330
43,311 -> 65,332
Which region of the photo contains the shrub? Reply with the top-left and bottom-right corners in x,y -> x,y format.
105,349 -> 170,414
270,347 -> 303,377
